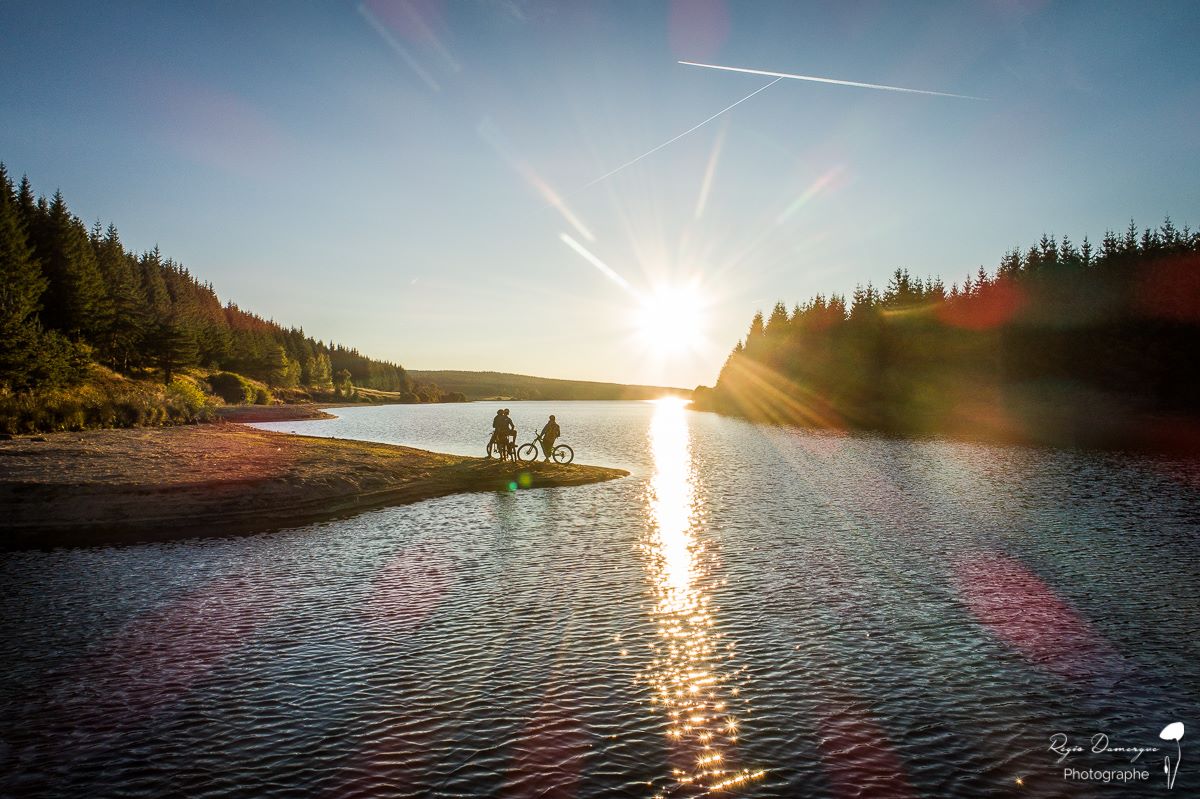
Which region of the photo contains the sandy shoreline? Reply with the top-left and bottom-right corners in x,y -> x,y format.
0,414 -> 628,549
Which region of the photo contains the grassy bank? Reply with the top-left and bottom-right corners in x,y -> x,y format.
0,366 -> 215,435
0,365 -> 451,436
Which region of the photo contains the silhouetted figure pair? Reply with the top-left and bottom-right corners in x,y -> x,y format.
491,408 -> 516,460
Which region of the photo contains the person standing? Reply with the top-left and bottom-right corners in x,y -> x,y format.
490,408 -> 507,457
540,414 -> 560,461
502,409 -> 517,460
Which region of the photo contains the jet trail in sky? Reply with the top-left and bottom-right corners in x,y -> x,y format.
569,58 -> 977,198
581,77 -> 782,189
679,60 -> 985,101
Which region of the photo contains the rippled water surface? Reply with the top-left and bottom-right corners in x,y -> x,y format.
3,401 -> 1199,798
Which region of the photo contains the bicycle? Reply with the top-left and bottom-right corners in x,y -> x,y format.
517,430 -> 574,464
486,431 -> 518,461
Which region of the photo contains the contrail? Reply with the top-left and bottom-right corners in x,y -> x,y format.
582,77 -> 782,189
679,60 -> 985,101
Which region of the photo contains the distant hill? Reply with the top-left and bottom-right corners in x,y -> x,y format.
407,370 -> 692,402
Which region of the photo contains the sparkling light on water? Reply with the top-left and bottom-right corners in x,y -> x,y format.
639,398 -> 763,796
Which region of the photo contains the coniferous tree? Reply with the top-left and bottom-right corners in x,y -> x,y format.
306,352 -> 334,390
884,268 -> 921,307
766,302 -> 790,335
743,311 -> 765,356
0,165 -> 51,389
334,368 -> 353,397
1123,220 -> 1139,253
264,343 -> 301,388
15,175 -> 36,226
154,316 -> 199,384
32,191 -> 112,340
0,166 -> 46,327
91,223 -> 147,371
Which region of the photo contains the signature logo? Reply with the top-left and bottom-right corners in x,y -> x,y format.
1049,722 -> 1184,790
1160,722 -> 1184,791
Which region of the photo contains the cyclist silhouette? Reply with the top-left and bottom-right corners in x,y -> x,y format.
503,410 -> 518,459
489,408 -> 506,454
540,415 -> 560,461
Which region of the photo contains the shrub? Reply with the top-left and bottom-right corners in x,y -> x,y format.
254,387 -> 271,405
166,378 -> 214,422
206,371 -> 256,404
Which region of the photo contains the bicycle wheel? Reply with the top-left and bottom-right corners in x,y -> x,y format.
553,444 -> 574,464
517,443 -> 538,462
487,440 -> 500,458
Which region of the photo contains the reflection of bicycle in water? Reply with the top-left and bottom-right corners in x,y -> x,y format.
518,430 -> 574,464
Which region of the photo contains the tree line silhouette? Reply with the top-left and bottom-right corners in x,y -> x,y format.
696,218 -> 1200,449
0,164 -> 453,403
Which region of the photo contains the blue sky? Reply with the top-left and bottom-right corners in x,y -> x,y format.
2,1 -> 1197,387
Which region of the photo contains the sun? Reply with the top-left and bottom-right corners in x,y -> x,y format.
635,283 -> 707,355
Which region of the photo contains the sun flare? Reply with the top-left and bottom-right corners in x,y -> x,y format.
635,284 -> 707,355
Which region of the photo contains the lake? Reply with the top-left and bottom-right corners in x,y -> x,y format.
2,400 -> 1198,798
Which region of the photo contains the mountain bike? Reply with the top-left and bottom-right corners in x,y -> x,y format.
518,430 -> 574,464
486,432 -> 517,461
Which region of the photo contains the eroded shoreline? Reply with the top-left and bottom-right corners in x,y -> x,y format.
0,413 -> 627,549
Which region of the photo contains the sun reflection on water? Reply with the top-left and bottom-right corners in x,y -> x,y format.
639,398 -> 763,796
